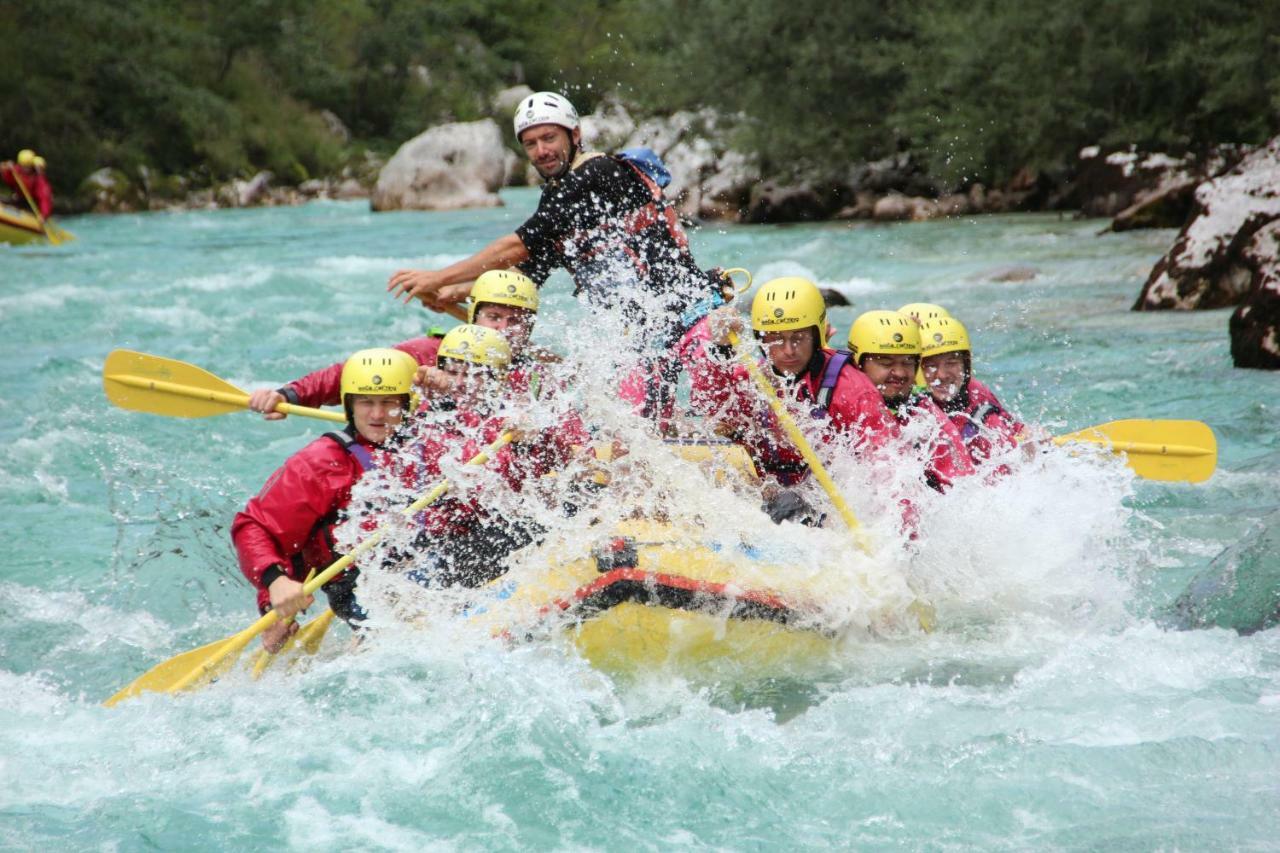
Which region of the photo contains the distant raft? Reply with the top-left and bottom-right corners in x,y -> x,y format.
0,203 -> 74,245
0,203 -> 46,244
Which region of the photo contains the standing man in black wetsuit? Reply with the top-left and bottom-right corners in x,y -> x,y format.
387,92 -> 727,420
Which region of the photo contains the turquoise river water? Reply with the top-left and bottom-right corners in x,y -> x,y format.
1,190 -> 1278,849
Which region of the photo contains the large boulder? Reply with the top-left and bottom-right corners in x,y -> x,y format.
77,167 -> 144,212
1073,145 -> 1196,218
698,149 -> 759,220
371,119 -> 506,211
1134,137 -> 1280,311
1072,143 -> 1253,223
743,180 -> 844,224
1107,174 -> 1201,232
580,96 -> 637,152
491,85 -> 534,120
1229,220 -> 1280,369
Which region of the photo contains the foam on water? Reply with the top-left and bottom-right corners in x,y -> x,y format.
2,200 -> 1278,847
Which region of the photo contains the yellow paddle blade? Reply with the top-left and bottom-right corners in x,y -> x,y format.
250,609 -> 336,679
1052,419 -> 1217,483
298,608 -> 336,654
102,349 -> 346,423
104,349 -> 253,418
103,634 -> 240,707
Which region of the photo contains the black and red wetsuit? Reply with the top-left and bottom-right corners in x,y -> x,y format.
515,153 -> 724,422
516,152 -> 720,347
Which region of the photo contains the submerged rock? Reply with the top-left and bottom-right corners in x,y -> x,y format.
1162,508 -> 1280,634
1134,136 -> 1280,312
983,265 -> 1040,283
371,119 -> 506,211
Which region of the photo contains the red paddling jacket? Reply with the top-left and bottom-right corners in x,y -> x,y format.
231,430 -> 407,613
940,378 -> 1025,466
684,328 -> 892,485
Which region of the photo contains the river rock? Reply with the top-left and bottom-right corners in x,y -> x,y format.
744,180 -> 842,224
371,119 -> 506,211
78,167 -> 144,213
872,194 -> 913,221
491,84 -> 534,120
1229,220 -> 1280,369
1073,145 -> 1194,218
580,96 -> 637,152
238,171 -> 273,206
698,149 -> 759,220
1134,136 -> 1280,311
1107,175 -> 1200,232
333,178 -> 367,200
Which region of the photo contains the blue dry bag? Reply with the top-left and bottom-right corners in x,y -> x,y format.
617,147 -> 672,188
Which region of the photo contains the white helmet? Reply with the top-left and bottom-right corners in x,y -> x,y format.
514,92 -> 579,139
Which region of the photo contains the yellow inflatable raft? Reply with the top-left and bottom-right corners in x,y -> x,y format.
482,515 -> 844,678
465,441 -> 919,679
0,203 -> 46,245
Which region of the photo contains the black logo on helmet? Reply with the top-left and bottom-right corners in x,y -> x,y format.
506,284 -> 516,294
934,333 -> 944,343
892,333 -> 903,343
773,308 -> 785,319
370,374 -> 382,385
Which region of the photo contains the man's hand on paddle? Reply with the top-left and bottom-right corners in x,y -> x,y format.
262,575 -> 314,653
248,388 -> 288,420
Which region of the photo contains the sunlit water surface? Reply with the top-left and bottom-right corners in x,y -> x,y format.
1,193 -> 1277,849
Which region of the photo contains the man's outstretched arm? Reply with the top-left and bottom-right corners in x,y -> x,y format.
388,233 -> 531,308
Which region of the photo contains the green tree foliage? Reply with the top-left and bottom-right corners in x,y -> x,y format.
890,0 -> 1280,185
0,0 -> 1275,199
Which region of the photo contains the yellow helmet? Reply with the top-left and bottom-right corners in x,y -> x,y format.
750,276 -> 828,348
467,269 -> 539,323
32,156 -> 45,170
16,149 -> 36,168
897,302 -> 951,325
436,324 -> 512,373
848,310 -> 921,362
919,316 -> 971,358
340,348 -> 420,412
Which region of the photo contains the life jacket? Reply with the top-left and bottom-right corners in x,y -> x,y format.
959,401 -> 1004,443
749,351 -> 851,485
557,150 -> 690,271
809,350 -> 854,419
291,429 -> 383,579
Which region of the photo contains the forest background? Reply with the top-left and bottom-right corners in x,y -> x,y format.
3,0 -> 1278,203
